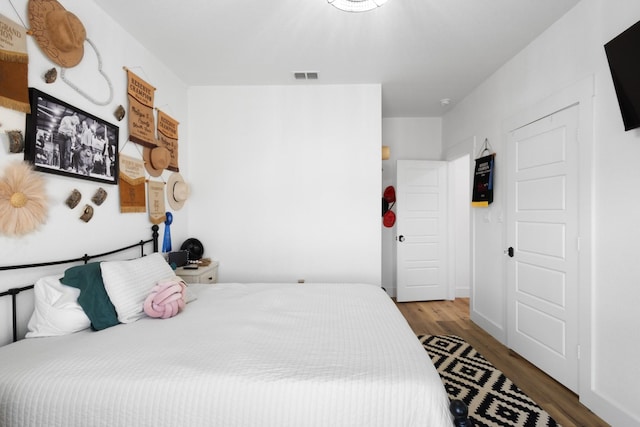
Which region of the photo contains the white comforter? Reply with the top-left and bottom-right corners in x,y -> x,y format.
0,283 -> 452,427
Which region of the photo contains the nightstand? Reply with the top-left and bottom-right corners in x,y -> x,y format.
175,261 -> 218,284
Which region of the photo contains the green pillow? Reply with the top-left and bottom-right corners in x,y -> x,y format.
61,263 -> 119,331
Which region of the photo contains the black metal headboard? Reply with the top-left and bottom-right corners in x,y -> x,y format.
0,225 -> 159,343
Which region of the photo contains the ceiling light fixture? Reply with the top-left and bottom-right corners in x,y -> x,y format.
327,0 -> 388,13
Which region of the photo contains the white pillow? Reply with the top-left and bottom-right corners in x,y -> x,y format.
184,284 -> 198,304
26,275 -> 91,338
101,253 -> 175,323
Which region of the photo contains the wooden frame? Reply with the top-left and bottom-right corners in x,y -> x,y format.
24,88 -> 119,185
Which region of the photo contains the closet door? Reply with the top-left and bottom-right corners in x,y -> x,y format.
506,105 -> 579,393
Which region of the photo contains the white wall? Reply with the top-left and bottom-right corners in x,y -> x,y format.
0,0 -> 189,345
447,154 -> 470,299
442,0 -> 640,425
187,85 -> 381,285
381,117 -> 441,296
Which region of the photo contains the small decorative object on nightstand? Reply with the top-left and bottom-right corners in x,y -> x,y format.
175,261 -> 218,284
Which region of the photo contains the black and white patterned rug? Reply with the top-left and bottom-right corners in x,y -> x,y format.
419,334 -> 560,427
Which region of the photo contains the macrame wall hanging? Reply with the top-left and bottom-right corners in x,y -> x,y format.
0,13 -> 30,113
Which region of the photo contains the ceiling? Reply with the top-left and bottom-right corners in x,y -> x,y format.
93,0 -> 580,118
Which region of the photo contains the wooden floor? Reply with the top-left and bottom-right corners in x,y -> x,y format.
395,298 -> 609,427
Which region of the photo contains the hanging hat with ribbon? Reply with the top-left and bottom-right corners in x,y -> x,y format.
383,186 -> 396,204
28,0 -> 87,68
166,172 -> 189,211
143,146 -> 171,177
382,185 -> 396,228
383,210 -> 396,228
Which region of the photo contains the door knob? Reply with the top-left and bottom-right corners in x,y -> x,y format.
398,235 -> 405,242
506,247 -> 514,257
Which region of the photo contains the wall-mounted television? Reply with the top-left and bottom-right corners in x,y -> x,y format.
605,20 -> 640,131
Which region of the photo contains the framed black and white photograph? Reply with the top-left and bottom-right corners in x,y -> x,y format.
24,88 -> 119,185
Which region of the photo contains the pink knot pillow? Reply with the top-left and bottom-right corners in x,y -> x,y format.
143,277 -> 187,319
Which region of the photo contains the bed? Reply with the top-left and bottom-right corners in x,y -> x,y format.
0,228 -> 465,427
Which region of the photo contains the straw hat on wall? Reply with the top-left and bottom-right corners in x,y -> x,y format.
143,146 -> 171,177
28,0 -> 86,68
166,172 -> 189,210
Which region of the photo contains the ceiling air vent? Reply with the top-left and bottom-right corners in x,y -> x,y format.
293,72 -> 319,80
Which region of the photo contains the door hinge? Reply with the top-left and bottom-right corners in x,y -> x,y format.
577,344 -> 581,360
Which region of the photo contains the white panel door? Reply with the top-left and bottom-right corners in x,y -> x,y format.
506,105 -> 579,393
396,160 -> 448,302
